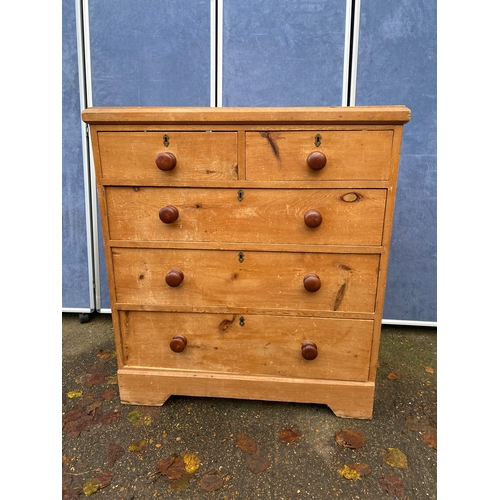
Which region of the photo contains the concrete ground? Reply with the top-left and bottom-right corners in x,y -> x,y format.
62,313 -> 436,499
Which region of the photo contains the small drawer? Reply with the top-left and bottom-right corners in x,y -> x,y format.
119,310 -> 374,382
105,187 -> 387,246
112,248 -> 379,314
245,130 -> 393,181
97,131 -> 238,182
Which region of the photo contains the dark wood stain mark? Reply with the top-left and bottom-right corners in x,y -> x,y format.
339,264 -> 352,272
218,314 -> 236,333
261,132 -> 280,158
333,282 -> 347,311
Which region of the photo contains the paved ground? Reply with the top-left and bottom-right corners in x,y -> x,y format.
62,313 -> 436,499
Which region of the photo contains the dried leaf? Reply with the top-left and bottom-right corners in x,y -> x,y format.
335,429 -> 366,449
94,409 -> 121,425
404,414 -> 436,434
62,407 -> 93,438
100,389 -> 117,401
422,432 -> 437,449
129,439 -> 148,454
108,444 -> 125,466
382,448 -> 408,469
106,375 -> 118,385
337,465 -> 361,480
127,410 -> 141,423
278,428 -> 301,443
97,349 -> 116,360
425,366 -> 434,374
156,457 -> 185,479
244,451 -> 270,473
199,472 -> 224,492
67,390 -> 83,399
346,463 -> 372,477
387,371 -> 402,380
379,474 -> 405,497
235,434 -> 258,454
183,453 -> 201,474
84,372 -> 108,386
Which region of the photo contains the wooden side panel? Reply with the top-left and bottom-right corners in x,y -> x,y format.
120,311 -> 373,382
246,130 -> 394,181
111,248 -> 380,313
105,187 -> 387,246
97,131 -> 238,182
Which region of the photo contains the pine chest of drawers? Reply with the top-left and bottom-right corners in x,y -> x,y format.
82,106 -> 410,419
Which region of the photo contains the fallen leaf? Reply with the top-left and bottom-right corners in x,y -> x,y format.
67,390 -> 83,399
106,375 -> 118,385
425,366 -> 434,374
97,350 -> 116,360
183,453 -> 201,474
127,410 -> 141,423
100,389 -> 117,401
278,428 -> 301,443
379,474 -> 405,497
62,407 -> 93,438
337,465 -> 361,480
235,434 -> 258,454
199,472 -> 224,492
156,457 -> 185,479
84,372 -> 108,386
382,448 -> 408,469
404,414 -> 436,434
346,463 -> 372,476
244,451 -> 270,473
335,429 -> 366,449
387,371 -> 402,380
82,471 -> 113,495
108,444 -> 125,466
422,432 -> 437,449
129,439 -> 148,454
94,409 -> 121,425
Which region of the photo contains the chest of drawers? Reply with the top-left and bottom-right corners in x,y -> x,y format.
82,106 -> 410,419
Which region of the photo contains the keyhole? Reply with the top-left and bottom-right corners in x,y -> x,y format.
237,189 -> 244,202
314,134 -> 322,147
239,316 -> 245,327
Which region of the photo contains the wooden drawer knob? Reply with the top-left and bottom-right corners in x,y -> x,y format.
301,341 -> 318,360
307,151 -> 327,171
159,205 -> 179,224
304,209 -> 322,228
170,334 -> 187,353
156,152 -> 177,171
303,273 -> 321,292
165,269 -> 184,287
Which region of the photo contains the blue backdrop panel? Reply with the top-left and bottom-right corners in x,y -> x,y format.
62,0 -> 92,310
223,0 -> 346,106
88,0 -> 212,309
355,0 -> 437,322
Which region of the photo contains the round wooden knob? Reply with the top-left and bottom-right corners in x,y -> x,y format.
303,273 -> 321,292
159,205 -> 179,224
156,152 -> 177,171
304,209 -> 322,228
165,269 -> 184,287
301,341 -> 318,360
307,151 -> 327,171
170,335 -> 187,353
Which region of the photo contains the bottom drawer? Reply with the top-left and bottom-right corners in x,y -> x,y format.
119,311 -> 373,382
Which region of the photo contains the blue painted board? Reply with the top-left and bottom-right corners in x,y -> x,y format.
223,0 -> 346,106
88,0 -> 212,309
62,0 -> 92,310
355,0 -> 437,322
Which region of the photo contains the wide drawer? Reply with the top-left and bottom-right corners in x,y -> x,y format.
119,310 -> 374,382
97,131 -> 238,182
245,130 -> 393,181
112,248 -> 379,313
105,187 -> 387,246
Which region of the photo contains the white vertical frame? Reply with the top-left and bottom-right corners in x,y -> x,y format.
349,0 -> 361,106
342,0 -> 361,106
211,0 -> 223,107
342,0 -> 352,106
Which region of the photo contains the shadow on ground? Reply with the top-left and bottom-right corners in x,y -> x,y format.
62,313 -> 436,499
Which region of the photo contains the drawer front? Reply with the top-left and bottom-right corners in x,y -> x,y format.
106,187 -> 387,246
246,131 -> 393,181
119,311 -> 373,382
97,131 -> 238,182
112,248 -> 379,313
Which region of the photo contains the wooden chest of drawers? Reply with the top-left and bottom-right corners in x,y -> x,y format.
82,106 -> 410,419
